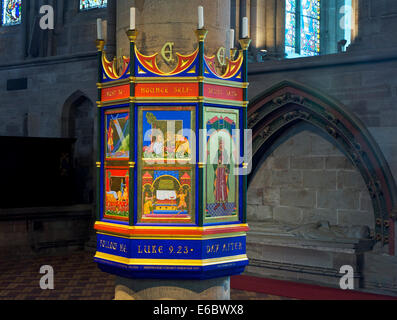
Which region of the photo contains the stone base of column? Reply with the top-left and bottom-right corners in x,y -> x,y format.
114,276 -> 230,300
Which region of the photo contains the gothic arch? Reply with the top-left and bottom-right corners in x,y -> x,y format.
61,90 -> 95,204
248,80 -> 397,254
61,90 -> 91,138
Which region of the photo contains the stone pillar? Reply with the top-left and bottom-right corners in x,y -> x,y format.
264,0 -> 285,58
116,0 -> 231,58
115,277 -> 230,300
250,0 -> 266,60
106,0 -> 117,57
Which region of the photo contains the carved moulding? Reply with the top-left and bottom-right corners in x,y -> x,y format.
247,81 -> 397,254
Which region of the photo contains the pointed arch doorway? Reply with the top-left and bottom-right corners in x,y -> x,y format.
61,90 -> 95,205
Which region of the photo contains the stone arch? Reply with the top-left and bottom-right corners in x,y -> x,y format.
61,90 -> 95,204
248,80 -> 397,254
61,90 -> 91,138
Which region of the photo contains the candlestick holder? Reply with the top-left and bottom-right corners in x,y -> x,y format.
126,29 -> 139,43
239,38 -> 252,51
95,39 -> 105,52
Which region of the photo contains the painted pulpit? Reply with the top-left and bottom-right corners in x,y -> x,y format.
94,20 -> 251,298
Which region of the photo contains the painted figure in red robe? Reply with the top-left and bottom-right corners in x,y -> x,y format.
213,138 -> 230,210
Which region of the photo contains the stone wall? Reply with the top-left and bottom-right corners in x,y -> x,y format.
0,56 -> 98,138
0,1 -> 107,62
117,0 -> 231,60
248,130 -> 374,231
248,49 -> 397,201
0,205 -> 93,258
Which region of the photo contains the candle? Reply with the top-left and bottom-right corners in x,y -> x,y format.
229,29 -> 235,48
130,7 -> 136,30
242,17 -> 249,38
97,18 -> 102,39
198,6 -> 204,29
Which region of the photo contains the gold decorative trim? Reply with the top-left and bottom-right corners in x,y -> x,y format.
203,78 -> 248,88
129,162 -> 136,168
95,252 -> 248,267
96,39 -> 105,52
239,38 -> 252,51
132,76 -> 200,84
230,48 -> 238,60
97,97 -> 248,108
97,98 -> 131,107
136,97 -> 201,103
204,97 -> 248,107
97,77 -> 248,89
126,29 -> 139,43
195,29 -> 208,42
96,162 -> 102,168
98,79 -> 130,89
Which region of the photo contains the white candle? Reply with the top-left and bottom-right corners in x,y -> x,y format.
242,17 -> 249,38
198,6 -> 204,29
130,7 -> 136,30
97,18 -> 102,39
229,29 -> 235,48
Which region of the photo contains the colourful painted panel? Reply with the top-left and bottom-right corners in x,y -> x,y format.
2,0 -> 21,26
105,109 -> 130,160
141,109 -> 193,163
138,107 -> 195,224
139,167 -> 194,223
104,168 -> 129,221
80,0 -> 107,10
204,107 -> 239,222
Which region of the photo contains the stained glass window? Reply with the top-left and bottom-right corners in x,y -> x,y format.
285,0 -> 297,56
80,0 -> 108,11
1,0 -> 22,26
285,0 -> 321,58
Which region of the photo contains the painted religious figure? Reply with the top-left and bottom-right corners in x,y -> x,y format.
105,110 -> 130,159
205,108 -> 239,220
103,109 -> 130,221
213,138 -> 230,210
142,110 -> 192,162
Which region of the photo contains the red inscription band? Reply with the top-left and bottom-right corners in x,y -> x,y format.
204,84 -> 243,101
101,84 -> 130,102
135,83 -> 199,98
